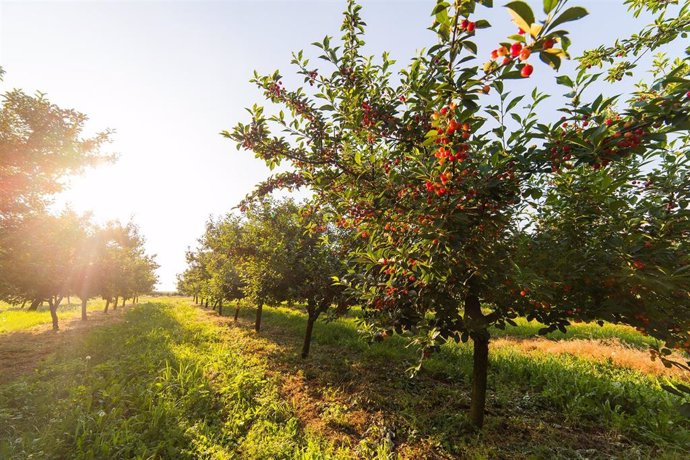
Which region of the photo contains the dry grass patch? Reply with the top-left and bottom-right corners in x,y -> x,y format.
493,337 -> 690,380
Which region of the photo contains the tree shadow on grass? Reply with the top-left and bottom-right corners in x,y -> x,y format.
217,302 -> 690,459
0,303 -> 219,458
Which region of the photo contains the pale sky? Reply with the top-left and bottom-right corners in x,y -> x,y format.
0,0 -> 670,290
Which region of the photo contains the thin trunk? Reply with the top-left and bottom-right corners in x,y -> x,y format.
470,334 -> 489,428
20,300 -> 26,309
104,298 -> 110,313
49,298 -> 59,331
28,298 -> 41,311
218,301 -> 223,316
301,314 -> 317,359
122,298 -> 127,308
81,298 -> 88,321
113,296 -> 119,311
255,301 -> 263,332
234,301 -> 241,322
204,299 -> 209,308
465,290 -> 490,429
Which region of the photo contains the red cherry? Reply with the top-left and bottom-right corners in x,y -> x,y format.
502,57 -> 511,65
520,64 -> 533,78
519,49 -> 531,61
518,27 -> 526,35
510,42 -> 522,58
460,19 -> 469,30
543,38 -> 555,49
467,22 -> 476,33
490,49 -> 499,59
520,290 -> 527,297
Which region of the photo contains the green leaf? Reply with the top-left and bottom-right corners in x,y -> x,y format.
354,151 -> 362,165
556,75 -> 574,87
538,327 -> 552,335
662,384 -> 684,397
549,7 -> 588,30
505,1 -> 535,33
475,19 -> 491,29
539,51 -> 561,70
543,0 -> 558,14
432,2 -> 450,16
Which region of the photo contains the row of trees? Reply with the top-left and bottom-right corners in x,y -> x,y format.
177,198 -> 349,358
224,0 -> 690,429
0,66 -> 158,329
0,213 -> 158,329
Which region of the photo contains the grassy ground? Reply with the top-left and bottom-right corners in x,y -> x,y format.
0,298 -> 133,333
1,299 -> 688,459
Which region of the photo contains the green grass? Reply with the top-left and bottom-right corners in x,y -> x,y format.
0,298 -> 132,333
489,316 -> 659,349
2,299 -> 688,459
226,303 -> 690,458
0,299 -> 381,459
0,301 -> 81,333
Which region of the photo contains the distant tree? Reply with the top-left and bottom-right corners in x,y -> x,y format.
240,199 -> 302,332
0,210 -> 84,329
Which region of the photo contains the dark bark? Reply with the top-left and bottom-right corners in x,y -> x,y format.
301,314 -> 317,359
104,298 -> 110,313
113,296 -> 119,311
28,298 -> 41,311
20,300 -> 26,309
218,301 -> 223,316
81,298 -> 88,321
49,297 -> 60,331
464,290 -> 490,429
234,301 -> 241,322
255,301 -> 263,332
470,332 -> 489,428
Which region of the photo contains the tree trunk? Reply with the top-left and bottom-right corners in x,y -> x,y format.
104,298 -> 110,313
20,300 -> 26,309
113,296 -> 119,311
464,289 -> 490,429
81,298 -> 88,321
234,301 -> 241,322
28,298 -> 41,311
470,333 -> 489,428
301,314 -> 317,359
49,298 -> 59,331
205,299 -> 209,308
218,301 -> 223,316
255,301 -> 263,332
